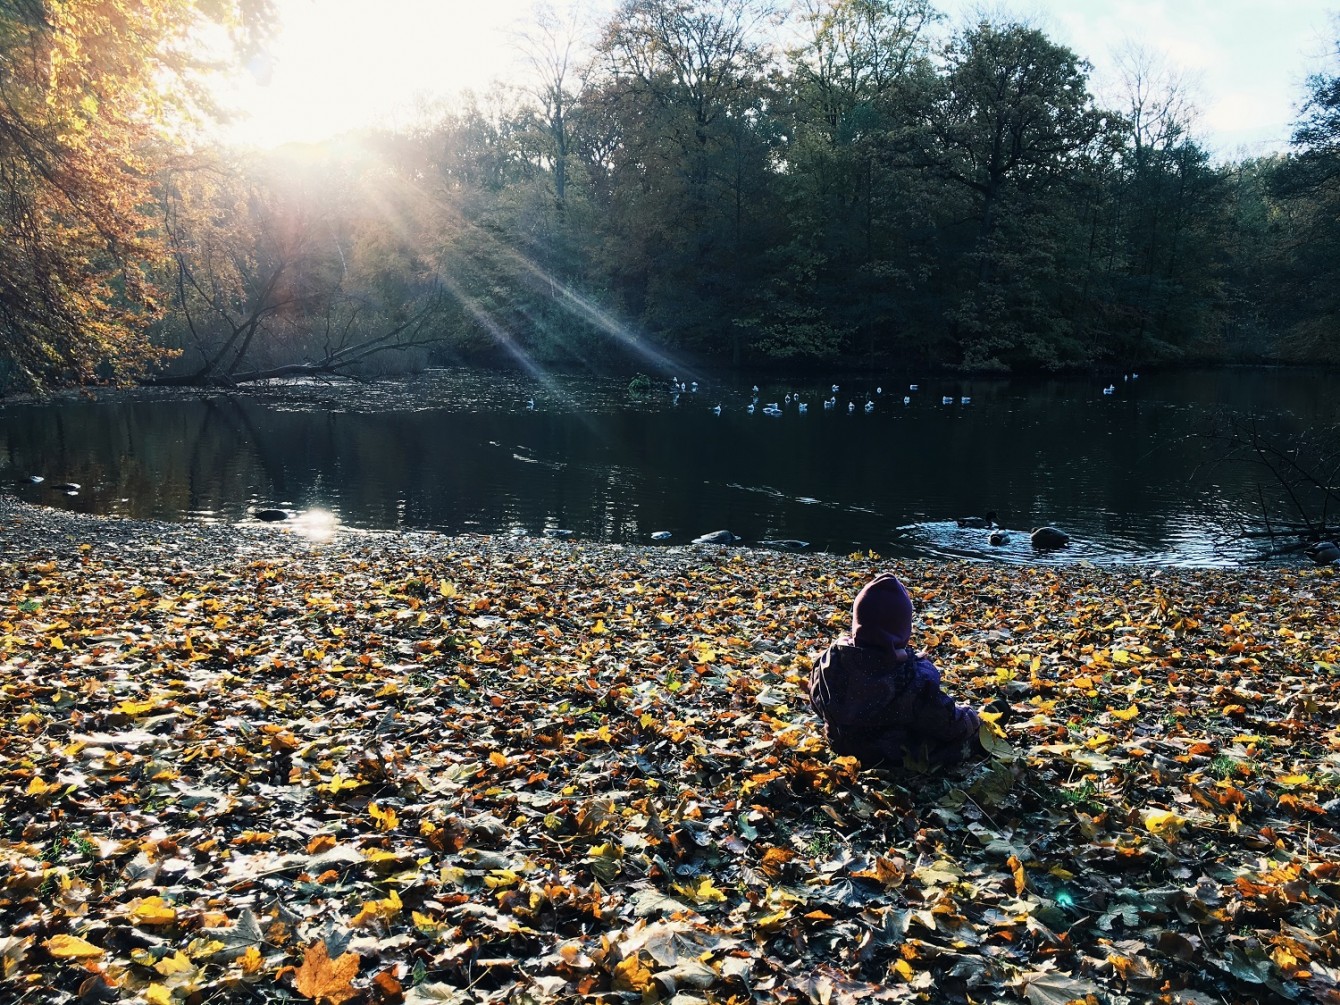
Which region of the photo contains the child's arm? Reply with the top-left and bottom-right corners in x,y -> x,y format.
902,657 -> 983,748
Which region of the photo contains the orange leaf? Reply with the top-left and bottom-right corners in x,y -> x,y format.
293,941 -> 359,1005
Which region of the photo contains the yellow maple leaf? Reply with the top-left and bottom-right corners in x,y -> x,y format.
44,934 -> 104,958
144,985 -> 173,1005
326,774 -> 361,795
116,698 -> 159,716
26,776 -> 61,797
350,887 -> 402,928
412,910 -> 447,934
1143,808 -> 1187,840
16,711 -> 44,731
1110,704 -> 1140,721
239,945 -> 263,974
154,950 -> 196,978
293,942 -> 359,1005
673,875 -> 728,904
368,802 -> 398,831
131,896 -> 177,926
612,954 -> 655,992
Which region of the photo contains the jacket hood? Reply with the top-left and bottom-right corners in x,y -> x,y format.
851,573 -> 913,651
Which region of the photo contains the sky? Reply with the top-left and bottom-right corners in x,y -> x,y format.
216,0 -> 1338,159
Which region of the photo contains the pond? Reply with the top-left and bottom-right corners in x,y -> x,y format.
1,366 -> 1335,567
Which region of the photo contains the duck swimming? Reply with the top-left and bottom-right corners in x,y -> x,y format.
955,511 -> 997,529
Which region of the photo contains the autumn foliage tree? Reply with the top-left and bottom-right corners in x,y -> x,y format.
0,0 -> 272,391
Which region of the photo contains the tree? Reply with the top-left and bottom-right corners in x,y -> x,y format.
590,0 -> 780,353
767,0 -> 940,360
920,21 -> 1116,368
0,0 -> 273,392
1264,30 -> 1340,361
153,143 -> 445,385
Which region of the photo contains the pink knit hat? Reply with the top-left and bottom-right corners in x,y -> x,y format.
851,573 -> 914,650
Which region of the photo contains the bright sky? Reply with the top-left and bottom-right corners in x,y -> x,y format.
218,0 -> 1337,158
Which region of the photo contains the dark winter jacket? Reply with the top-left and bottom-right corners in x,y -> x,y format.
807,641 -> 985,768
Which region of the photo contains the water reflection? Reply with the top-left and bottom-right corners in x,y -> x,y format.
1,367 -> 1336,567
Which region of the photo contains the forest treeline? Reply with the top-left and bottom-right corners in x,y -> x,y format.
3,0 -> 1340,392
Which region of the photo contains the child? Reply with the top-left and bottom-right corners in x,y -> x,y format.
807,573 -> 1009,768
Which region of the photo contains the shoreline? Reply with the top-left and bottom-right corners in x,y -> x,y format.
0,493 -> 1305,581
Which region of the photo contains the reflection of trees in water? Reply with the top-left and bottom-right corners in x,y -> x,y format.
2,369 -> 1338,560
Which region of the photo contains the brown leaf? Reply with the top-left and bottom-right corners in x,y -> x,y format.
294,941 -> 359,1005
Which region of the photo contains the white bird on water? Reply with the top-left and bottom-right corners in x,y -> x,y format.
712,404 -> 722,415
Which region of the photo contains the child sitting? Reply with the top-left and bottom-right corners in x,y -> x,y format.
807,572 -> 1009,768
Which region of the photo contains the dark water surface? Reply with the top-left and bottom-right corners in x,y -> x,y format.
2,367 -> 1335,567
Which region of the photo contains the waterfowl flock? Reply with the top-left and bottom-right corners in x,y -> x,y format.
650,378 -> 980,417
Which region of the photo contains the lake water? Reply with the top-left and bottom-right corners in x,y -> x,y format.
2,366 -> 1335,567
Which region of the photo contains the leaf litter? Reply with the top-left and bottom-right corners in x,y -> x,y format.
2,497 -> 1339,1004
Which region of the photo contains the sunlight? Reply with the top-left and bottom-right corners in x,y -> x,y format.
208,0 -> 535,148
292,507 -> 341,542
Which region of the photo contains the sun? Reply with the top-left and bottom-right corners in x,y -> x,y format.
207,0 -> 535,149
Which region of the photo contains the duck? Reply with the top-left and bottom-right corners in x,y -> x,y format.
797,402 -> 808,413
712,404 -> 722,415
960,396 -> 971,405
847,401 -> 856,413
763,403 -> 783,416
254,508 -> 290,522
650,531 -> 673,541
902,396 -> 911,405
693,530 -> 741,545
988,529 -> 1010,547
909,384 -> 918,391
955,511 -> 997,529
543,528 -> 574,540
941,396 -> 954,405
1102,385 -> 1115,395
863,400 -> 875,413
1306,540 -> 1340,565
746,403 -> 755,414
526,398 -> 536,410
1030,526 -> 1070,550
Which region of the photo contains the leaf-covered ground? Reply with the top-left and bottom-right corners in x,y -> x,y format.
2,497 -> 1339,1005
